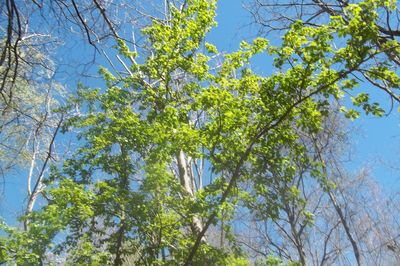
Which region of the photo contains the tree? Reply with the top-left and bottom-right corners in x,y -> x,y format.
244,1 -> 400,264
0,34 -> 65,225
1,0 -> 400,265
236,107 -> 400,265
246,0 -> 400,104
0,0 -> 148,224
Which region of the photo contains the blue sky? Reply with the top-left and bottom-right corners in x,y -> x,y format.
1,0 -> 399,227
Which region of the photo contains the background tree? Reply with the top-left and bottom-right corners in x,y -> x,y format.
0,0 -> 169,222
237,107 -> 400,265
0,33 -> 65,222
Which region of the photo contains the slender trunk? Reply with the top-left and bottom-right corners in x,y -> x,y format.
292,226 -> 307,265
27,138 -> 39,197
24,115 -> 63,230
220,216 -> 224,248
114,145 -> 130,266
177,150 -> 194,196
287,207 -> 307,266
114,224 -> 126,266
313,135 -> 362,266
177,150 -> 205,239
328,191 -> 362,266
24,172 -> 43,230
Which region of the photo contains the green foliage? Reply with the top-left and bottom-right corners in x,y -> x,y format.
1,0 -> 399,265
255,255 -> 300,266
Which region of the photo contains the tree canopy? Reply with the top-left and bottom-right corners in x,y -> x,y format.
1,0 -> 400,265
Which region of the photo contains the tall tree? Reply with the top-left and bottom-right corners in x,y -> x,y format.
1,0 -> 400,265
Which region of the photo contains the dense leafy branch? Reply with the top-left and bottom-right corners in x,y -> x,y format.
1,0 -> 400,265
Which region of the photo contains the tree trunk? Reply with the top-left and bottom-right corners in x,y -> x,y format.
177,150 -> 205,239
328,190 -> 362,266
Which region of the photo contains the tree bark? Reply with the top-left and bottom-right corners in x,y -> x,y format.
177,150 -> 205,238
